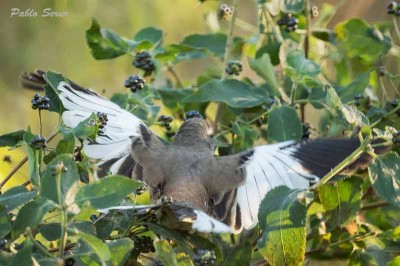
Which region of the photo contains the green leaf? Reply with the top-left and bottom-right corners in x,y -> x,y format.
107,238 -> 133,266
44,84 -> 64,114
75,176 -> 142,209
79,231 -> 111,264
267,106 -> 302,142
0,204 -> 11,238
157,88 -> 194,110
13,198 -> 54,237
134,27 -> 163,45
337,72 -> 370,103
318,177 -> 363,229
368,152 -> 400,207
0,186 -> 37,211
181,33 -> 243,58
255,32 -> 281,65
86,19 -> 133,60
326,86 -> 343,110
183,79 -> 268,108
258,186 -> 307,266
0,130 -> 25,148
281,0 -> 305,13
312,29 -> 334,42
23,130 -> 40,187
72,113 -> 99,140
40,154 -> 80,205
222,241 -> 252,266
285,49 -> 320,82
335,19 -> 391,64
248,54 -> 279,94
56,132 -> 75,154
155,240 -> 178,266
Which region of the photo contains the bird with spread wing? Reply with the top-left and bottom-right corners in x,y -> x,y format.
21,70 -> 389,234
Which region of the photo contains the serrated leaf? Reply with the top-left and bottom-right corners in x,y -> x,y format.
13,198 -> 54,237
0,186 -> 37,211
183,79 -> 268,108
258,186 -> 307,266
248,54 -> 279,94
368,152 -> 400,207
318,177 -> 363,229
107,238 -> 134,266
267,106 -> 302,142
335,19 -> 391,64
40,154 -> 80,205
0,130 -> 25,148
75,176 -> 142,209
86,19 -> 134,60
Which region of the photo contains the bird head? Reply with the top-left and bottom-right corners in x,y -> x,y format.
173,118 -> 214,150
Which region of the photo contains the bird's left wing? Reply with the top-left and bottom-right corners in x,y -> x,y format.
214,138 -> 387,233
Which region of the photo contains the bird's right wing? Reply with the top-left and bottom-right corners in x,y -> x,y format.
21,71 -> 153,179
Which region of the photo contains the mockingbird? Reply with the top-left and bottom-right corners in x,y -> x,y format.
21,71 -> 387,234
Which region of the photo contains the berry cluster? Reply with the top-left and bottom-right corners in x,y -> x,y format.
124,75 -> 145,93
157,115 -> 173,131
193,249 -> 217,266
387,1 -> 400,16
31,94 -> 50,111
133,51 -> 155,76
277,14 -> 299,32
97,112 -> 108,133
393,131 -> 400,145
132,236 -> 155,257
30,135 -> 47,149
302,123 -> 311,141
218,3 -> 233,20
225,60 -> 243,76
311,5 -> 319,18
185,110 -> 203,120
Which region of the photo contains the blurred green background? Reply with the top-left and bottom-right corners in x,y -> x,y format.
0,0 -> 388,188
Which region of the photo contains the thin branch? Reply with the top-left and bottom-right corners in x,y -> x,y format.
393,17 -> 400,43
213,0 -> 239,132
304,0 -> 312,59
361,201 -> 390,210
167,63 -> 184,88
370,102 -> 400,127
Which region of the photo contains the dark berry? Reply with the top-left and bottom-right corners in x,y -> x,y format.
389,1 -> 397,9
302,123 -> 311,141
3,155 -> 11,163
132,52 -> 155,76
185,110 -> 203,120
166,131 -> 175,138
64,258 -> 76,266
0,239 -> 8,249
30,135 -> 46,149
90,215 -> 98,222
225,60 -> 243,76
393,131 -> 400,145
218,3 -> 233,20
391,99 -> 399,108
124,75 -> 145,93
